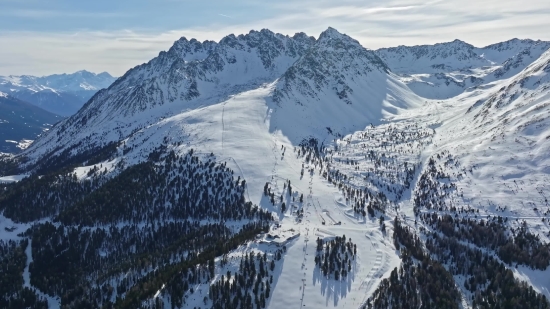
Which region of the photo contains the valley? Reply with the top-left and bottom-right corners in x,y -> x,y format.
0,28 -> 549,309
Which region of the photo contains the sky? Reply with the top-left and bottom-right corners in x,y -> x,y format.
1,0 -> 549,76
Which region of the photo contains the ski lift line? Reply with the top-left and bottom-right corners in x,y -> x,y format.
308,196 -> 325,224
221,101 -> 226,157
322,209 -> 337,225
316,228 -> 335,236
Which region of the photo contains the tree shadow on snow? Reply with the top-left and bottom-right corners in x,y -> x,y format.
311,256 -> 357,306
259,193 -> 284,222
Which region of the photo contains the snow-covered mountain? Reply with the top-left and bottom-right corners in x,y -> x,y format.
102,29 -> 314,115
0,70 -> 116,116
271,27 -> 419,141
22,28 -> 424,168
376,38 -> 550,99
0,91 -> 63,153
1,28 -> 550,309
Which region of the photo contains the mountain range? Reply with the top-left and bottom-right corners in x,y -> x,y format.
0,70 -> 116,116
0,91 -> 63,153
1,27 -> 550,309
375,38 -> 550,99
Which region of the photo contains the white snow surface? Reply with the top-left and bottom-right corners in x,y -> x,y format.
0,174 -> 28,183
376,38 -> 550,99
0,70 -> 115,93
7,28 -> 550,308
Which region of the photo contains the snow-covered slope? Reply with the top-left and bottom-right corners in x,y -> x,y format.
23,28 -> 424,166
376,39 -> 550,99
2,28 -> 550,309
433,47 -> 550,226
19,30 -> 312,163
386,44 -> 550,304
271,27 -> 420,142
376,39 -> 489,74
0,70 -> 116,116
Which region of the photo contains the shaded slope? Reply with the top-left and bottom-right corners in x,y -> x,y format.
21,29 -> 316,167
0,92 -> 63,153
271,27 -> 421,143
376,39 -> 550,100
0,70 -> 116,116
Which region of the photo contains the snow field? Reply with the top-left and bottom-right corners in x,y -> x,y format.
4,36 -> 550,308
107,83 -> 403,308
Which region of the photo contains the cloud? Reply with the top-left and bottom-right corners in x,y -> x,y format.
0,9 -> 128,18
364,5 -> 418,13
0,30 -> 176,76
0,0 -> 549,76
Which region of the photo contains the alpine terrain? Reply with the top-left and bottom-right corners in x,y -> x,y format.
0,70 -> 116,116
0,91 -> 63,153
1,27 -> 549,309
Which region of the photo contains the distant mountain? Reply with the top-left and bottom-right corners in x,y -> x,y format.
0,91 -> 63,153
375,38 -> 550,99
375,39 -> 488,74
1,28 -> 550,309
0,70 -> 116,116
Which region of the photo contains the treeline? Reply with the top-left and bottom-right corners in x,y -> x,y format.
24,221 -> 269,309
57,151 -> 271,225
0,153 -> 22,176
364,218 -> 461,309
413,154 -> 457,212
1,149 -> 272,225
0,148 -> 275,308
296,138 -> 393,215
115,223 -> 269,309
414,152 -> 550,270
410,152 -> 550,307
0,239 -> 48,309
298,124 -> 431,220
0,172 -> 100,222
422,213 -> 550,269
26,221 -> 235,298
32,140 -> 120,175
365,219 -> 461,309
365,252 -> 460,309
368,218 -> 550,308
327,123 -> 431,203
425,226 -> 550,308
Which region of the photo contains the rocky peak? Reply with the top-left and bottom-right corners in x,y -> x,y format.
378,39 -> 476,58
483,38 -> 537,51
274,27 -> 388,104
167,37 -> 218,61
57,28 -> 318,125
317,27 -> 363,49
293,32 -> 316,44
318,27 -> 346,40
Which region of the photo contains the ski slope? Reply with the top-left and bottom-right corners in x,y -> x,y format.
3,28 -> 550,308
94,81 -> 407,307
